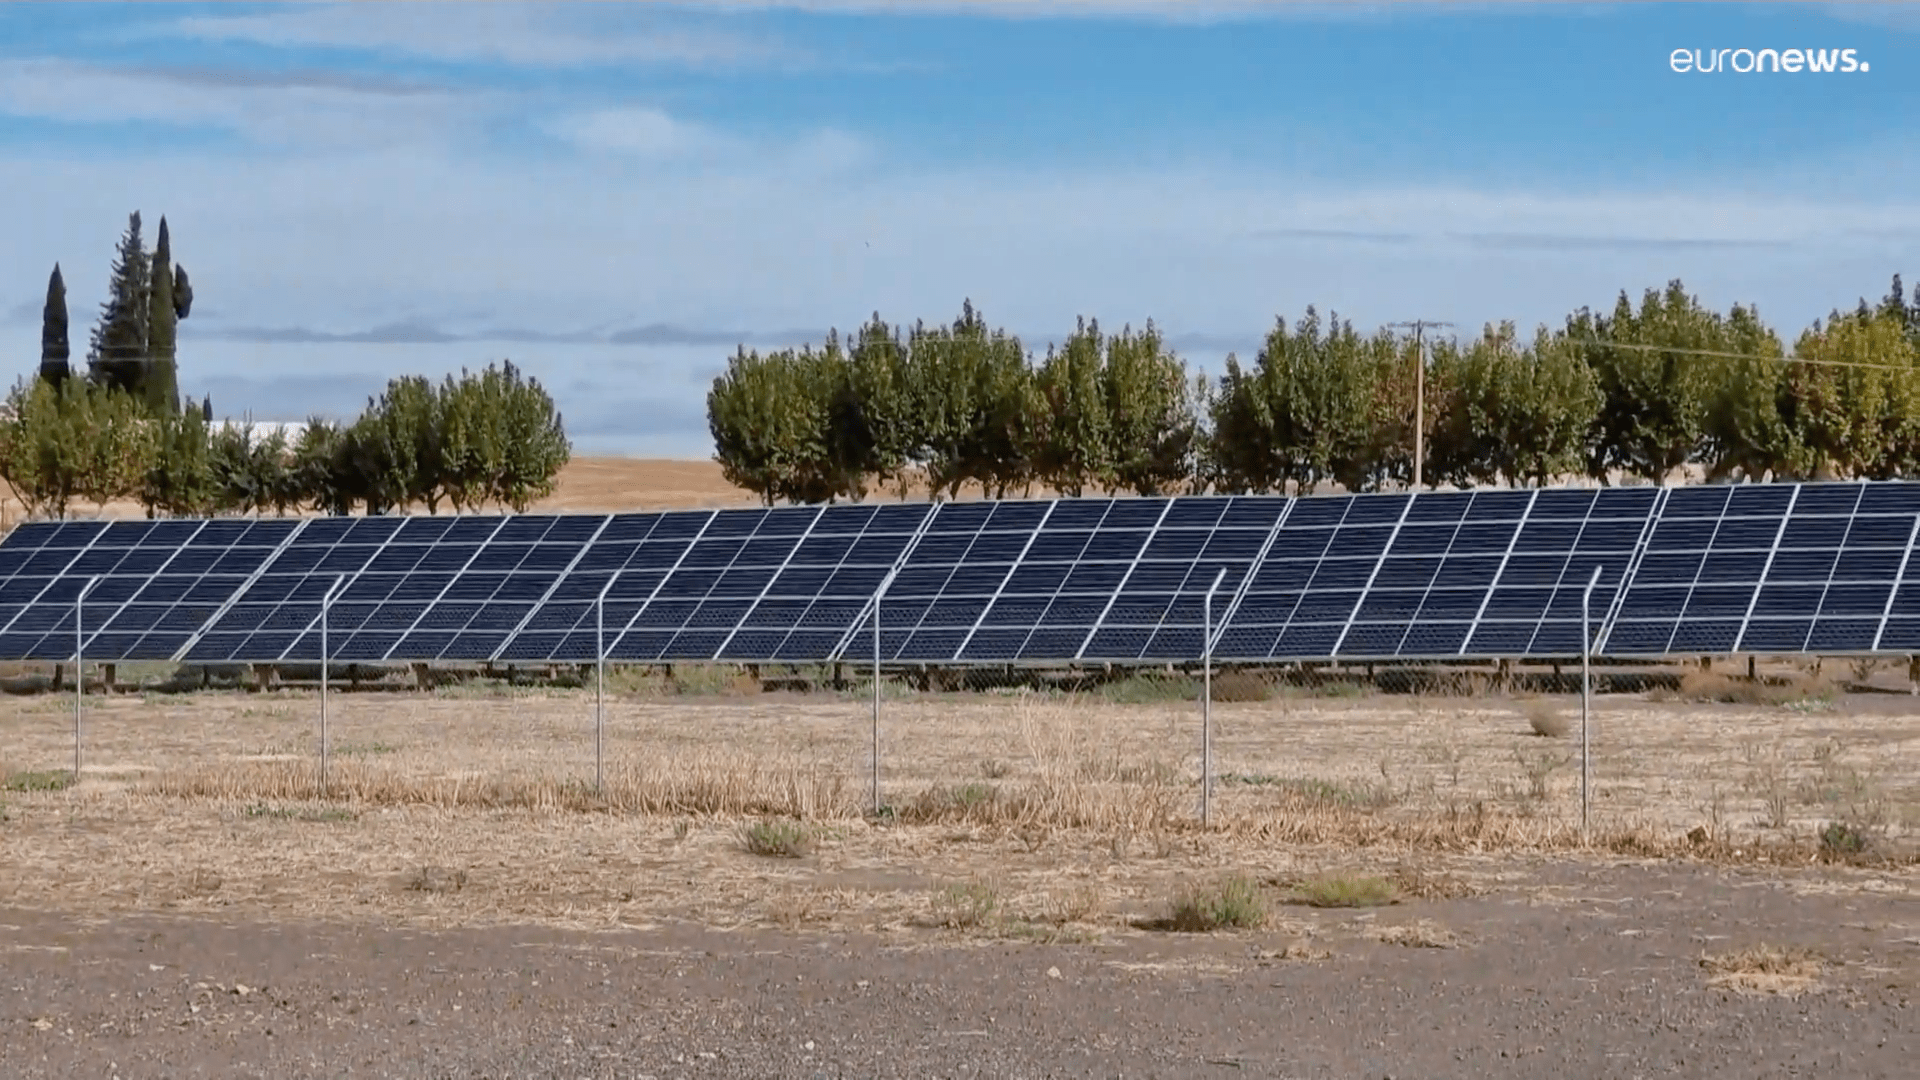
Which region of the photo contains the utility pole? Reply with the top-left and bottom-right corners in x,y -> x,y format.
1386,320 -> 1454,490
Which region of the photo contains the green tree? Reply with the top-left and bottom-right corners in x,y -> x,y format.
1100,320 -> 1196,496
1699,304 -> 1798,482
1789,310 -> 1920,479
489,360 -> 571,512
88,211 -> 150,397
1032,317 -> 1112,497
708,346 -> 825,505
39,265 -> 70,385
208,422 -> 291,516
144,216 -> 182,414
290,419 -> 351,515
1569,280 -> 1722,484
0,378 -> 150,519
139,406 -> 216,517
1429,323 -> 1600,488
906,302 -> 1036,500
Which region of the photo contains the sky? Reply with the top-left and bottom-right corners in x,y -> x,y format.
2,1 -> 1917,457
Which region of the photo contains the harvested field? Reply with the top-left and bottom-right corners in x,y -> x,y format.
3,671 -> 1919,1075
3,679 -> 1916,933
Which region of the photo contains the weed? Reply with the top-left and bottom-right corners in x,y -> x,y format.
979,757 -> 1013,780
1289,873 -> 1398,909
1819,820 -> 1872,859
1044,884 -> 1103,925
405,866 -> 468,894
1700,944 -> 1823,995
242,802 -> 357,823
1740,741 -> 1795,830
1520,697 -> 1570,738
1162,875 -> 1266,932
1097,674 -> 1194,705
1512,747 -> 1570,802
3,769 -> 75,792
1370,919 -> 1458,948
1210,670 -> 1272,702
740,818 -> 815,858
932,880 -> 1001,929
1419,740 -> 1466,788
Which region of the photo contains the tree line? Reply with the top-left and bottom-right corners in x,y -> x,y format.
1,362 -> 571,520
707,277 -> 1920,503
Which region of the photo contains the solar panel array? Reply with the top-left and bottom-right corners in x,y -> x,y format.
6,480 -> 1920,665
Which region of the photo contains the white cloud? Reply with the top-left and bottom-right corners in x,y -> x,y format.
4,93 -> 1915,455
0,58 -> 485,151
141,3 -> 816,70
546,107 -> 736,159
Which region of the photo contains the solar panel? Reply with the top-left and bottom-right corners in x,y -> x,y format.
10,480 -> 1920,667
0,518 -> 300,663
1216,486 -> 1660,662
1602,480 -> 1920,656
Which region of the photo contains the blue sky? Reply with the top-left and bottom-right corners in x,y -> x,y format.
2,1 -> 1916,456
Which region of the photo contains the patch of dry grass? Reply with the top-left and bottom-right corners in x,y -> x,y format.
1155,875 -> 1267,932
1520,697 -> 1570,739
1700,944 -> 1825,996
1289,872 -> 1398,909
1369,919 -> 1459,948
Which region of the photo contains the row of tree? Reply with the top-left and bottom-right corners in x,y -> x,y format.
707,277 -> 1920,503
0,361 -> 571,520
41,211 -> 195,414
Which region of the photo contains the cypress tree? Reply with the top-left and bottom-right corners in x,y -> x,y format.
39,264 -> 70,385
172,263 -> 193,319
88,211 -> 150,395
202,395 -> 213,423
147,217 -> 181,413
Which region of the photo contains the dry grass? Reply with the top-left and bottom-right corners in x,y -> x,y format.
1520,697 -> 1571,739
1156,875 -> 1267,932
1369,919 -> 1459,948
1288,872 -> 1398,909
1700,944 -> 1825,996
0,685 -> 1915,933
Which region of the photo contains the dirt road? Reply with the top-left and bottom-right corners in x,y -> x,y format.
3,861 -> 1915,1079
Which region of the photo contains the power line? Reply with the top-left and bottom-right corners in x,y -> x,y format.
1557,337 -> 1916,373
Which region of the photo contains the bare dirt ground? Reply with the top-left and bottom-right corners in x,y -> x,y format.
2,679 -> 1919,1076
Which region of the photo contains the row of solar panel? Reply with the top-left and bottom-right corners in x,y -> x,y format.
7,481 -> 1920,664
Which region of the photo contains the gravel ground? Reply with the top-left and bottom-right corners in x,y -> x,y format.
2,861 -> 1916,1080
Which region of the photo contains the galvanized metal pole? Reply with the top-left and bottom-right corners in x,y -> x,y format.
595,574 -> 618,794
1581,564 -> 1602,842
1202,567 -> 1226,829
320,575 -> 344,798
872,566 -> 899,818
74,576 -> 101,782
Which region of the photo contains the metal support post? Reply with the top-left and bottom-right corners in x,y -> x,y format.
1202,568 -> 1226,829
872,566 -> 899,817
74,576 -> 102,782
595,574 -> 618,793
1581,565 -> 1601,842
320,575 -> 345,797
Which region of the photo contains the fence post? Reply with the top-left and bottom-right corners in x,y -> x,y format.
1202,567 -> 1226,829
74,576 -> 102,782
872,566 -> 900,818
320,575 -> 344,798
595,574 -> 618,794
1581,564 -> 1601,843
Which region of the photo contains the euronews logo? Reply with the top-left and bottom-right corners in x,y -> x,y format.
1671,48 -> 1869,73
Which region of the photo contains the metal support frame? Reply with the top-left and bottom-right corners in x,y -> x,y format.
1581,564 -> 1601,842
871,565 -> 900,816
1201,567 -> 1226,828
73,576 -> 102,781
595,573 -> 619,792
319,575 -> 345,797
